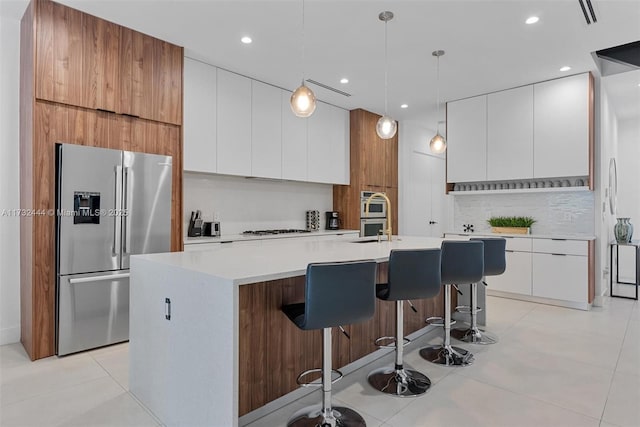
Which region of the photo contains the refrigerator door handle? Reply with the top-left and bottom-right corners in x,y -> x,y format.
113,166 -> 122,257
123,167 -> 130,254
69,272 -> 130,285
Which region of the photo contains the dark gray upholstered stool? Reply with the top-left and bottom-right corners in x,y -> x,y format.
420,240 -> 484,366
282,260 -> 377,427
367,249 -> 442,397
452,237 -> 506,345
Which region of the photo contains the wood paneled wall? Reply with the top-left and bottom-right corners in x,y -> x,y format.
334,109 -> 398,233
20,0 -> 183,360
238,263 -> 449,416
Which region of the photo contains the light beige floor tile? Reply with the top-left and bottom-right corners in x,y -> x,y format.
601,372 -> 640,427
456,341 -> 613,419
0,344 -> 31,371
484,295 -> 539,334
333,398 -> 384,427
615,321 -> 640,377
0,376 -> 156,427
0,352 -> 108,407
90,343 -> 130,390
600,422 -> 622,427
385,373 -> 600,427
497,319 -> 623,371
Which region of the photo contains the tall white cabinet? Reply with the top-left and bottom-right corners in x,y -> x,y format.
446,95 -> 487,182
251,81 -> 282,178
281,91 -> 308,181
487,85 -> 534,180
183,58 -> 217,173
216,69 -> 252,176
533,73 -> 590,179
308,101 -> 350,185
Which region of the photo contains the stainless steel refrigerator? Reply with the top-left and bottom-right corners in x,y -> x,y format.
55,143 -> 172,356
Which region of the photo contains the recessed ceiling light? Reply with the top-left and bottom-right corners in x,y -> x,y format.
340,78 -> 349,84
400,104 -> 408,109
241,36 -> 252,44
560,66 -> 571,72
525,16 -> 539,24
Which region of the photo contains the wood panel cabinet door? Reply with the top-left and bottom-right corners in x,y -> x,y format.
251,81 -> 282,179
533,73 -> 590,179
119,28 -> 183,125
183,58 -> 216,173
216,69 -> 252,176
308,102 -> 349,184
281,90 -> 308,181
446,95 -> 487,183
487,85 -> 534,180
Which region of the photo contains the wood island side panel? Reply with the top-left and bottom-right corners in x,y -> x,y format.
238,262 -> 448,416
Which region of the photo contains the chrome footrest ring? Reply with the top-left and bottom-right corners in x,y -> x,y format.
425,316 -> 456,327
374,336 -> 411,349
296,368 -> 344,387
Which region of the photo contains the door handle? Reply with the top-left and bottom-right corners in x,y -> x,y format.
165,298 -> 171,320
69,273 -> 130,284
113,166 -> 119,256
429,221 -> 437,225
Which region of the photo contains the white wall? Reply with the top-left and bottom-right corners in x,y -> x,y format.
183,173 -> 334,235
0,16 -> 22,345
616,117 -> 640,280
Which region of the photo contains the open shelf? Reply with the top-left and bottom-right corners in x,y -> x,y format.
449,186 -> 591,196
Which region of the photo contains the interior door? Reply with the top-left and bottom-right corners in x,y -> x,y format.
121,151 -> 172,268
57,144 -> 123,275
404,152 -> 446,237
429,156 -> 446,237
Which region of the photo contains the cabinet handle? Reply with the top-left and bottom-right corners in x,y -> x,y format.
551,238 -> 567,241
505,250 -> 514,253
551,253 -> 567,256
165,298 -> 171,320
428,221 -> 437,224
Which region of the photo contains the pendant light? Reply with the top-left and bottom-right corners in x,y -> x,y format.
290,0 -> 316,117
429,50 -> 447,153
376,11 -> 397,139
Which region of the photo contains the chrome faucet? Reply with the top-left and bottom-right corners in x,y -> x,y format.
364,192 -> 392,242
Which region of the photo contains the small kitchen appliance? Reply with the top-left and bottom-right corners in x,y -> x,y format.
360,191 -> 387,237
326,211 -> 340,230
203,221 -> 221,237
187,211 -> 204,237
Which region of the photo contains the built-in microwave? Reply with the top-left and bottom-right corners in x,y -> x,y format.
360,191 -> 387,218
360,218 -> 387,237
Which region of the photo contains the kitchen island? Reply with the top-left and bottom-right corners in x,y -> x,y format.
129,236 -> 448,427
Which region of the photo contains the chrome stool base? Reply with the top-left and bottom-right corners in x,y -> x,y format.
451,326 -> 498,345
367,367 -> 431,396
287,405 -> 366,427
420,344 -> 474,366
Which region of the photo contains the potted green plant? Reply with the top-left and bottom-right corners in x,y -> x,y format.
487,216 -> 536,234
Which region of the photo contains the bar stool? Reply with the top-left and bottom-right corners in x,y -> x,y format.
282,260 -> 377,427
420,240 -> 484,366
452,237 -> 506,345
367,249 -> 442,397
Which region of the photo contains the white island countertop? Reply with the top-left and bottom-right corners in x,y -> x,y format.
184,229 -> 360,245
135,235 -> 444,286
444,231 -> 596,240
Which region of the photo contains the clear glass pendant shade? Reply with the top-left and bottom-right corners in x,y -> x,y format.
429,132 -> 447,154
376,115 -> 397,139
290,84 -> 316,117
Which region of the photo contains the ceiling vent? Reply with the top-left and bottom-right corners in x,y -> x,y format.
592,41 -> 640,76
305,79 -> 352,97
578,0 -> 597,24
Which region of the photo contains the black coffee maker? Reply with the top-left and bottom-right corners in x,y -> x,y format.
325,211 -> 340,230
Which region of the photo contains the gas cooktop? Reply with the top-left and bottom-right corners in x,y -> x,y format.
242,229 -> 312,236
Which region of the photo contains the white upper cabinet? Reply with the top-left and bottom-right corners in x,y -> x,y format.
308,101 -> 350,185
281,90 -> 308,181
446,95 -> 487,182
487,85 -> 533,180
533,73 -> 590,179
251,81 -> 282,178
183,58 -> 217,173
216,69 -> 252,176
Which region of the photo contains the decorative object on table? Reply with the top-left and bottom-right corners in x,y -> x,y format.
429,50 -> 447,154
608,158 -> 617,214
290,0 -> 316,117
375,11 -> 397,139
614,218 -> 633,243
487,216 -> 536,234
305,210 -> 320,231
463,224 -> 474,233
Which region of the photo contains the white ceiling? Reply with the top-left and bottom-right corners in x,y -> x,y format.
2,0 -> 639,123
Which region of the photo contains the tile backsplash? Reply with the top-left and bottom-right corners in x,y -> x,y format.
453,192 -> 595,235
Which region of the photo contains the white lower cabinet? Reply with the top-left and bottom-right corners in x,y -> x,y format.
489,250 -> 532,295
532,253 -> 588,303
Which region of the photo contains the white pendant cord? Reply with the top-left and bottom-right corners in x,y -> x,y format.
384,19 -> 389,116
436,54 -> 440,133
301,0 -> 305,85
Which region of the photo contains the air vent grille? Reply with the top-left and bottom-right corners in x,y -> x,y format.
578,0 -> 598,25
305,79 -> 352,97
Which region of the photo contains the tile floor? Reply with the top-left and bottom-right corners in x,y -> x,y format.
1,296 -> 638,427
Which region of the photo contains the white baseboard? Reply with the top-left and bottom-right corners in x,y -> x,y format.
0,325 -> 20,345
